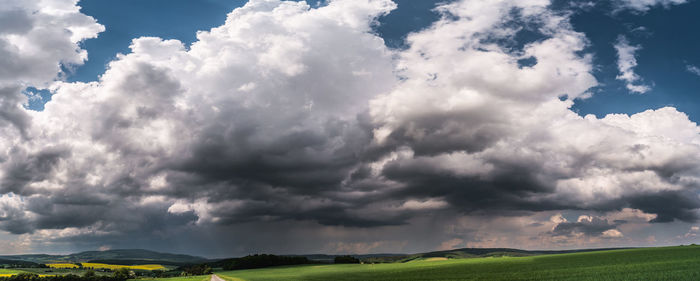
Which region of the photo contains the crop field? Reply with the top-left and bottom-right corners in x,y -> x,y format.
47,264 -> 80,269
0,269 -> 56,277
0,269 -> 30,277
81,263 -> 166,271
215,246 -> 700,281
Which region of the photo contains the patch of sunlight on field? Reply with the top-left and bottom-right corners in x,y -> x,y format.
216,246 -> 700,281
48,263 -> 79,269
422,257 -> 448,262
81,263 -> 165,271
0,269 -> 28,276
0,269 -> 54,278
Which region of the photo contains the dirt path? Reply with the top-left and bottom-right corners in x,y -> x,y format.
211,274 -> 244,281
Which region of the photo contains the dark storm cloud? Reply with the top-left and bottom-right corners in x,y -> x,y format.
627,191 -> 700,223
550,217 -> 620,237
0,87 -> 31,137
1,147 -> 69,195
373,109 -> 510,156
174,116 -> 369,192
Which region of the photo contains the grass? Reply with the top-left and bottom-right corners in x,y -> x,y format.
0,269 -> 29,277
138,276 -> 211,281
0,269 -> 55,277
215,246 -> 700,281
81,263 -> 166,271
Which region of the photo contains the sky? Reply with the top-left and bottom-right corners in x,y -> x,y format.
2,0 -> 700,257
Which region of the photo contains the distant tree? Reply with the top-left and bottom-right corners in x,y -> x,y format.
334,256 -> 360,264
221,254 -> 310,270
150,270 -> 164,278
11,273 -> 39,281
182,265 -> 212,276
83,270 -> 96,278
113,268 -> 130,281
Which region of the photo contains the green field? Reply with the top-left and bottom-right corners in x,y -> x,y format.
0,269 -> 30,277
215,246 -> 700,281
0,268 -> 110,277
139,276 -> 211,281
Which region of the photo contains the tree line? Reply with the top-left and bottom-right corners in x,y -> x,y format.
0,269 -> 132,281
217,254 -> 312,270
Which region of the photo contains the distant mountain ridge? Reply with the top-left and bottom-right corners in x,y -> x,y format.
0,249 -> 208,265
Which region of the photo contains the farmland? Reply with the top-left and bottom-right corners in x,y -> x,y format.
47,264 -> 80,269
81,263 -> 166,271
0,262 -> 170,278
214,245 -> 700,281
138,276 -> 211,281
0,269 -> 30,277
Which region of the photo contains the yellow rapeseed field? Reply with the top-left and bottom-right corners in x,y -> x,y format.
47,263 -> 79,269
81,263 -> 165,271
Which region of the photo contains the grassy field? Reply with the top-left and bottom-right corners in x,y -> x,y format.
0,268 -> 57,277
139,276 -> 211,281
215,246 -> 700,281
0,269 -> 30,277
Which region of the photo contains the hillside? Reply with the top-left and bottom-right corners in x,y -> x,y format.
342,247 -> 631,263
0,259 -> 42,267
216,246 -> 700,281
0,249 -> 207,265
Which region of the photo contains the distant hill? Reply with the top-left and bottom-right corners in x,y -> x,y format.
358,247 -> 634,263
0,258 -> 42,267
243,247 -> 634,264
205,247 -> 634,266
0,249 -> 207,265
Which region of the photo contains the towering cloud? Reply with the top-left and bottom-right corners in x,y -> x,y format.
0,0 -> 699,255
0,0 -> 103,134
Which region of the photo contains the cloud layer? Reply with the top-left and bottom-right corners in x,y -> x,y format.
0,0 -> 699,255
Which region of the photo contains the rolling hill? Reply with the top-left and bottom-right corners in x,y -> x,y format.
0,249 -> 207,265
287,247 -> 633,263
215,246 -> 700,281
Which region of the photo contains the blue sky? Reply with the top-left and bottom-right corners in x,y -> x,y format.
68,0 -> 248,83
568,0 -> 700,120
45,0 -> 700,122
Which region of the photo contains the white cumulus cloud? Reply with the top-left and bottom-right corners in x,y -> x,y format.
614,36 -> 651,94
